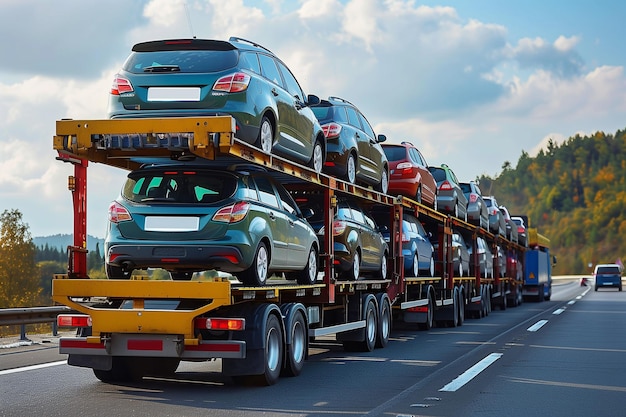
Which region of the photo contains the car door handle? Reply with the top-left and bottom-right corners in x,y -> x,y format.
271,88 -> 278,97
294,100 -> 304,110
288,219 -> 295,227
268,212 -> 276,221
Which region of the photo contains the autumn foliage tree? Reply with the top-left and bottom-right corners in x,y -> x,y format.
0,209 -> 42,308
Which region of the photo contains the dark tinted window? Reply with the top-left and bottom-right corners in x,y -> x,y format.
382,146 -> 407,161
409,148 -> 426,166
597,266 -> 620,274
123,170 -> 237,203
358,112 -> 376,138
429,167 -> 446,182
276,185 -> 299,216
124,50 -> 239,74
346,107 -> 361,129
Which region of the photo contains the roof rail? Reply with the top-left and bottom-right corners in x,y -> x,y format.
228,36 -> 273,54
328,96 -> 357,108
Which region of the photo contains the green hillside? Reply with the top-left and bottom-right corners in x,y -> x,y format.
478,128 -> 626,274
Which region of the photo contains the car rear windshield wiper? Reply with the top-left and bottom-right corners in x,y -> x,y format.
143,65 -> 181,73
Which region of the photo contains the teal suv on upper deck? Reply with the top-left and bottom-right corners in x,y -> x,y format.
108,37 -> 326,173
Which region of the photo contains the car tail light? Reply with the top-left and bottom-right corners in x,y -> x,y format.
110,75 -> 134,95
212,201 -> 250,223
212,72 -> 251,93
108,201 -> 132,223
439,180 -> 453,191
395,162 -> 415,175
332,220 -> 346,236
321,123 -> 342,139
469,194 -> 478,203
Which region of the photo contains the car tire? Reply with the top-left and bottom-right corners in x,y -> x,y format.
379,252 -> 388,280
346,153 -> 357,184
295,245 -> 318,285
240,242 -> 269,286
408,252 -> 419,277
377,168 -> 389,194
309,139 -> 324,173
257,116 -> 273,154
344,250 -> 361,281
416,186 -> 422,204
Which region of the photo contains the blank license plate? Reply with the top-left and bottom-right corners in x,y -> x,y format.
145,216 -> 199,232
147,87 -> 200,101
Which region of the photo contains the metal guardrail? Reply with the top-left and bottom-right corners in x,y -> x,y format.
0,306 -> 71,341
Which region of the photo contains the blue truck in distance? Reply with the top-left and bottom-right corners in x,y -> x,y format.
523,227 -> 555,301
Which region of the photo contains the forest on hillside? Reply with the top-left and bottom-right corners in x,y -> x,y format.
478,128 -> 626,274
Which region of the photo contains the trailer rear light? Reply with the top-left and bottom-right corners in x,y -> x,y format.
57,314 -> 92,328
332,220 -> 346,236
212,72 -> 250,93
195,317 -> 245,331
439,180 -> 453,191
321,123 -> 342,139
108,201 -> 132,223
212,201 -> 250,223
110,75 -> 134,95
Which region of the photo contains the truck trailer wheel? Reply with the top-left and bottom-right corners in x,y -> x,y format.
232,313 -> 284,386
375,293 -> 392,348
343,296 -> 377,352
281,308 -> 307,377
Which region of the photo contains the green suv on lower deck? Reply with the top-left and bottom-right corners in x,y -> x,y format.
105,164 -> 319,286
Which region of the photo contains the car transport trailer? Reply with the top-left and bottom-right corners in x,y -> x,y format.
52,116 -> 530,385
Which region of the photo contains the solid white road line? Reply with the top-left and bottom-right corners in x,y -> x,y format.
439,353 -> 503,392
0,360 -> 67,376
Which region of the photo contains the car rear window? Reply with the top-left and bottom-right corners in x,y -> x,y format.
382,146 -> 407,161
596,266 -> 620,274
123,170 -> 237,203
429,167 -> 445,182
123,50 -> 239,73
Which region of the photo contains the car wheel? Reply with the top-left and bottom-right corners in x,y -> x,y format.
459,261 -> 464,277
240,242 -> 269,286
409,252 -> 419,277
257,116 -> 273,153
415,186 -> 422,204
377,168 -> 389,194
428,257 -> 435,277
310,139 -> 324,173
379,252 -> 388,280
345,250 -> 360,281
296,245 -> 318,285
453,201 -> 459,218
346,153 -> 357,184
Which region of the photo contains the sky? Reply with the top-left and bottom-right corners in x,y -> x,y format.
1,0 -> 625,239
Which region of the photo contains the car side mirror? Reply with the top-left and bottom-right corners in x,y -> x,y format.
377,134 -> 387,143
301,207 -> 315,219
307,94 -> 320,106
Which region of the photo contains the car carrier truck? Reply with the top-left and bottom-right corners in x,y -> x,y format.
52,116 -> 531,385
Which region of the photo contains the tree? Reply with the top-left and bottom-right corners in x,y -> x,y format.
0,209 -> 41,307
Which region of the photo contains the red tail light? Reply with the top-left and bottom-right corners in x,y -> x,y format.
396,162 -> 414,175
58,314 -> 92,327
321,123 -> 342,139
194,317 -> 245,331
108,201 -> 132,223
212,202 -> 250,223
332,220 -> 346,236
110,75 -> 134,95
469,194 -> 478,203
439,180 -> 453,191
213,72 -> 250,93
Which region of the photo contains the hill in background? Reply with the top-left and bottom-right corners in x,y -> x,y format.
478,128 -> 626,274
34,234 -> 104,255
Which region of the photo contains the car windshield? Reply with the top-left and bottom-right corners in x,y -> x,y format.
124,50 -> 239,74
123,170 -> 238,203
382,146 -> 406,161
